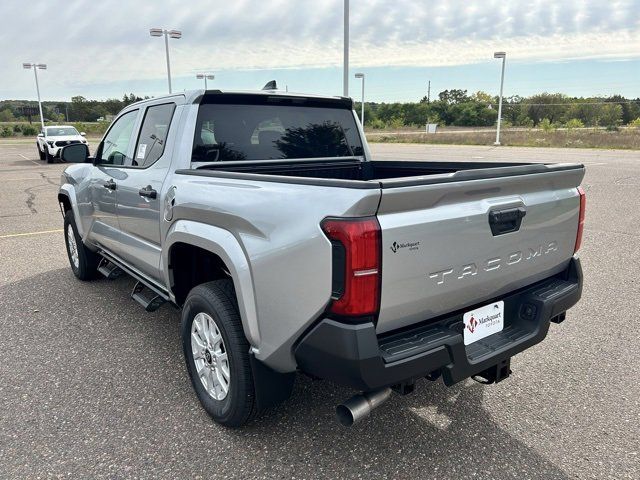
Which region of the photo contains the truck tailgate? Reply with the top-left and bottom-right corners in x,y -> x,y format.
376,164 -> 585,334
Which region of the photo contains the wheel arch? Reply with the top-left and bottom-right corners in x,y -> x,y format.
164,220 -> 260,348
58,186 -> 85,237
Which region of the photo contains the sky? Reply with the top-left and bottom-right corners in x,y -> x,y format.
1,0 -> 639,103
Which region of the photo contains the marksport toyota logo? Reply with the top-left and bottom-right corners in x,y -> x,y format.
390,241 -> 420,253
467,315 -> 478,333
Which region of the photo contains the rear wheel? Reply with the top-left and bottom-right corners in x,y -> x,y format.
64,210 -> 99,280
181,280 -> 258,427
37,143 -> 45,160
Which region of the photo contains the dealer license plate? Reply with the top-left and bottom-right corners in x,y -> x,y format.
463,301 -> 504,346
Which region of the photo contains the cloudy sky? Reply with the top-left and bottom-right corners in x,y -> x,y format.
1,0 -> 639,102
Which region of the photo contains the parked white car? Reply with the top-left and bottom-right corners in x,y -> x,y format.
37,126 -> 88,163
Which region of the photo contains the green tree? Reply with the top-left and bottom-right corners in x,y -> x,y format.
0,108 -> 15,122
526,93 -> 569,125
598,104 -> 622,127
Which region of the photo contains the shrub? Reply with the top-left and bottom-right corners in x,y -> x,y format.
386,116 -> 405,129
13,124 -> 22,133
368,118 -> 386,129
539,118 -> 554,131
22,125 -> 37,136
565,118 -> 585,130
629,118 -> 640,128
1,126 -> 13,137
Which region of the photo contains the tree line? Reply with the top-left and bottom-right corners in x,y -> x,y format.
356,90 -> 640,129
0,93 -> 148,123
1,90 -> 639,129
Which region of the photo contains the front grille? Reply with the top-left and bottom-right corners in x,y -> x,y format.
54,140 -> 80,147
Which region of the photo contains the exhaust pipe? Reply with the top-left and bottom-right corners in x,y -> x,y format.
336,388 -> 392,426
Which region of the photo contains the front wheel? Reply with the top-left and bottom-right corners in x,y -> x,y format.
37,143 -> 45,160
181,280 -> 257,427
44,146 -> 53,163
64,210 -> 99,280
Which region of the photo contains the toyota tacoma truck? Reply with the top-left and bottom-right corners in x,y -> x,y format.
57,89 -> 586,427
37,125 -> 88,163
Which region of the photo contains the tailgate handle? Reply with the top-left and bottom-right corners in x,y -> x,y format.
489,207 -> 526,236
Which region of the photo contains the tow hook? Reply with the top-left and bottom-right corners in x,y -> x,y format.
336,388 -> 392,426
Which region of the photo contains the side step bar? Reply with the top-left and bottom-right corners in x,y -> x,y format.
97,250 -> 170,312
97,258 -> 123,280
131,281 -> 166,312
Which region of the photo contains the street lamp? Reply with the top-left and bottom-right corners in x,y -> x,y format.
343,0 -> 349,96
493,51 -> 506,145
150,27 -> 182,94
22,63 -> 47,129
355,73 -> 365,127
196,73 -> 215,89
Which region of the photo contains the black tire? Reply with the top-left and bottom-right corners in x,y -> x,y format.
44,146 -> 53,163
181,280 -> 258,427
63,210 -> 99,280
37,143 -> 45,160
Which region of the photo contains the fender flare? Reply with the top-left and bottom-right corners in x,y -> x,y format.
163,220 -> 260,348
58,185 -> 85,238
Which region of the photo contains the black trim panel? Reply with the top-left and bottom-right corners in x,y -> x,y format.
294,257 -> 583,391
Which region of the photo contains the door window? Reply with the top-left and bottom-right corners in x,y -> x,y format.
130,103 -> 176,167
97,110 -> 138,165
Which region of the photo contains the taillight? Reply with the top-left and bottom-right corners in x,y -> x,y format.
321,217 -> 381,317
574,186 -> 586,253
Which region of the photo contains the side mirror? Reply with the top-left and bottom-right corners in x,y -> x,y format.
80,132 -> 86,136
38,133 -> 44,137
60,143 -> 91,163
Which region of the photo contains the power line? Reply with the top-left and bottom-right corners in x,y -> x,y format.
502,100 -> 640,107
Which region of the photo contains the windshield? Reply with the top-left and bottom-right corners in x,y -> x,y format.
46,127 -> 79,137
192,102 -> 364,162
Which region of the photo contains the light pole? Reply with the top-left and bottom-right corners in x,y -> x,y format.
196,73 -> 215,89
150,28 -> 182,94
494,51 -> 506,145
343,0 -> 349,97
355,73 -> 365,127
22,63 -> 47,129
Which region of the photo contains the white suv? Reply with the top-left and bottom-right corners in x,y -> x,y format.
37,126 -> 88,163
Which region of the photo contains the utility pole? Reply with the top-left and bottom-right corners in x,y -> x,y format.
343,0 -> 349,97
493,52 -> 507,146
22,63 -> 47,129
427,80 -> 431,103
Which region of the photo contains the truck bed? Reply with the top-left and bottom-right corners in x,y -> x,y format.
184,158 -> 582,188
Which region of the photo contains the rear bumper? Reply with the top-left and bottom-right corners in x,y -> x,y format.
294,257 -> 583,391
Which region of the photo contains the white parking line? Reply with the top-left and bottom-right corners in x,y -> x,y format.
0,229 -> 63,239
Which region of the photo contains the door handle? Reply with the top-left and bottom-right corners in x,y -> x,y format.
138,185 -> 157,199
104,179 -> 117,190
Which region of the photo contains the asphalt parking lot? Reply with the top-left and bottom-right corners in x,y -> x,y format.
0,139 -> 638,479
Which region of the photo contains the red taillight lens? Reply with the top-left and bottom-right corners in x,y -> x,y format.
574,186 -> 586,253
321,217 -> 381,317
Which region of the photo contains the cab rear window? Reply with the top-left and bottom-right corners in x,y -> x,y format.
192,100 -> 364,162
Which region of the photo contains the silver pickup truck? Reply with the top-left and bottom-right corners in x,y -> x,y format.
57,89 -> 586,427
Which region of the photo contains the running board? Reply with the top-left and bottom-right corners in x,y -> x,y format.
97,250 -> 170,312
97,258 -> 123,279
131,281 -> 166,312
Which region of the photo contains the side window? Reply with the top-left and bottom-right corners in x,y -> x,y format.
98,110 -> 138,166
131,103 -> 176,167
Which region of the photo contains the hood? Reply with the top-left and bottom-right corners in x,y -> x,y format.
46,135 -> 85,143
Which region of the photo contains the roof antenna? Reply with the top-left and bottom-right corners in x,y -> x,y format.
262,80 -> 277,91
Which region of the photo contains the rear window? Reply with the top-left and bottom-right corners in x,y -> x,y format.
192,102 -> 364,162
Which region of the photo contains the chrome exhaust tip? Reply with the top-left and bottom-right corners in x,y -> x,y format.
336,388 -> 392,426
